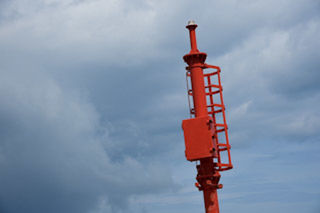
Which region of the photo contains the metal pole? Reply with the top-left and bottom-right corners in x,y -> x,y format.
183,21 -> 221,213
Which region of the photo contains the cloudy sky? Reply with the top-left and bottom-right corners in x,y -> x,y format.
0,0 -> 319,212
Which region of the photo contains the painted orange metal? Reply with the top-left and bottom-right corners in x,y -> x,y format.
182,116 -> 218,161
182,21 -> 233,213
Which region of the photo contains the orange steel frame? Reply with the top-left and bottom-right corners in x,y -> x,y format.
181,21 -> 233,213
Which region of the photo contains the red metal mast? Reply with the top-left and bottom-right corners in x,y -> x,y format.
182,21 -> 233,213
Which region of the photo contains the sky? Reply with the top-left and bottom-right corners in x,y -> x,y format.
0,0 -> 319,212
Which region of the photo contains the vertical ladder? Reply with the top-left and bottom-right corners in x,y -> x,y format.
186,64 -> 233,171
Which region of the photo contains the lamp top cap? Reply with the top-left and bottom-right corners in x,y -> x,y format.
187,20 -> 196,26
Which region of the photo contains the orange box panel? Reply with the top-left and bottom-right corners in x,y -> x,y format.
182,116 -> 215,161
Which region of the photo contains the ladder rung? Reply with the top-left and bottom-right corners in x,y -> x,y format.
217,163 -> 232,167
217,143 -> 230,147
208,109 -> 222,115
207,103 -> 224,109
216,164 -> 233,171
205,84 -> 220,89
206,90 -> 220,95
190,108 -> 224,115
203,71 -> 219,77
208,109 -> 224,114
208,110 -> 222,115
216,123 -> 226,127
214,109 -> 223,113
216,128 -> 225,133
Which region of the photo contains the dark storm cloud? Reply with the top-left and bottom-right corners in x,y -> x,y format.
0,0 -> 319,213
0,66 -> 174,213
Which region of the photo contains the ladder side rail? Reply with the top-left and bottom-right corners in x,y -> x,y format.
204,64 -> 233,170
186,70 -> 194,118
217,70 -> 233,168
206,74 -> 222,169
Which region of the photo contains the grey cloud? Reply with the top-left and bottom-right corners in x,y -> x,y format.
0,66 -> 174,213
206,11 -> 320,146
0,0 -> 320,212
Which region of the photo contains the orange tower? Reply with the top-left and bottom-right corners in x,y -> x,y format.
182,21 -> 233,213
